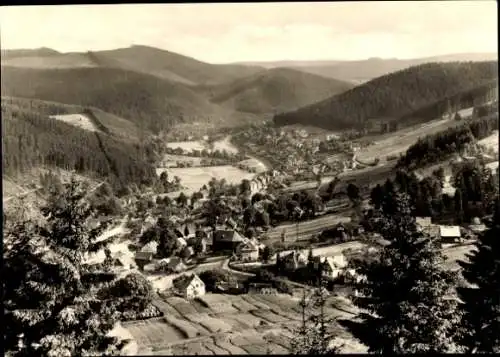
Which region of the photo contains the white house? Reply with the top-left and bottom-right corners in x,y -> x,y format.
173,274 -> 206,299
316,255 -> 348,279
236,240 -> 260,261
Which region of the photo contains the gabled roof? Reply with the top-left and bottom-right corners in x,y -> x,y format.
439,225 -> 461,238
141,241 -> 158,254
214,229 -> 246,242
173,273 -> 204,291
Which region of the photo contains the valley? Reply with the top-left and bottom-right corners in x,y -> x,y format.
2,38 -> 498,357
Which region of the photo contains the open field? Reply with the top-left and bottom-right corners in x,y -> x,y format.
355,118 -> 460,162
212,136 -> 240,154
123,292 -> 365,355
156,166 -> 255,195
50,113 -> 99,132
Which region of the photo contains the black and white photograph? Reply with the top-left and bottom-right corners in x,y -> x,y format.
1,1 -> 498,355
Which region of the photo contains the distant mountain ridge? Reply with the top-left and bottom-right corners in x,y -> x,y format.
274,61 -> 498,130
234,53 -> 498,83
195,67 -> 354,115
1,45 -> 264,85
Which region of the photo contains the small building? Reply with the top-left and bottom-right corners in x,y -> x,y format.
167,257 -> 187,273
281,250 -> 308,271
236,240 -> 260,262
140,241 -> 158,255
439,225 -> 462,243
176,237 -> 188,250
315,255 -> 348,279
415,217 -> 433,232
213,229 -> 246,251
134,251 -> 154,270
173,273 -> 206,299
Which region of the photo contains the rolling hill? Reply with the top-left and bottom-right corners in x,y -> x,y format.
195,67 -> 354,115
235,53 -> 498,83
0,66 -> 259,133
273,61 -> 498,131
1,45 -> 264,85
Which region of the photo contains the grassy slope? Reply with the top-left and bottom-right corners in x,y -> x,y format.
0,66 -> 257,132
274,61 -> 498,130
196,67 -> 354,115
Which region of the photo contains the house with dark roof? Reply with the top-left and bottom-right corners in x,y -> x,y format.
173,273 -> 205,299
213,229 -> 246,251
134,251 -> 154,270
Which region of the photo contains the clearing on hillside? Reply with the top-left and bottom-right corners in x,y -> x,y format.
355,118 -> 460,163
50,113 -> 99,132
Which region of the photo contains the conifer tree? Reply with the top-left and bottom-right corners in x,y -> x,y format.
4,177 -> 123,357
344,192 -> 462,353
457,199 -> 500,353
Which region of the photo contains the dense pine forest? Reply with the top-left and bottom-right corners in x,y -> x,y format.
2,97 -> 158,193
273,61 -> 498,130
397,112 -> 499,169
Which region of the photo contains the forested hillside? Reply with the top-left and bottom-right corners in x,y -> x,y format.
397,112 -> 499,169
1,66 -> 256,132
273,61 -> 498,130
196,67 -> 354,115
2,97 -> 158,193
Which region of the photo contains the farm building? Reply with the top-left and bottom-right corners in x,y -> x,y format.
173,273 -> 205,299
439,225 -> 462,243
213,229 -> 246,251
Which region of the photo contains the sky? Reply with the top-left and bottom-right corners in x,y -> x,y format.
0,1 -> 497,63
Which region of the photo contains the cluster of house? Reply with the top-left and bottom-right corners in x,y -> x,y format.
415,216 -> 487,243
278,249 -> 361,282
